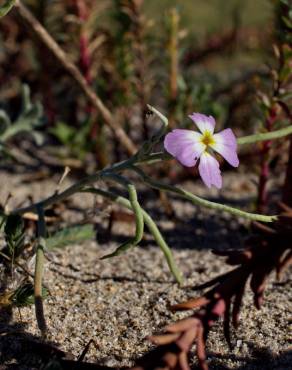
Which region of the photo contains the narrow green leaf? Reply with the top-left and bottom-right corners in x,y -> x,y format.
0,84 -> 43,145
11,282 -> 48,307
46,224 -> 95,250
4,214 -> 25,259
282,16 -> 292,29
130,166 -> 277,223
101,240 -> 134,259
0,111 -> 11,135
0,0 -> 16,18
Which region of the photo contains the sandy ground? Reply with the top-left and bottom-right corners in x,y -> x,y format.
0,168 -> 291,369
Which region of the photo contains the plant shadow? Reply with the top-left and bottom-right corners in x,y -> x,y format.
206,343 -> 292,370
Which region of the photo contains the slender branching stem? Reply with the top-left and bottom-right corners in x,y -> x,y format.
8,106 -> 292,293
10,152 -> 168,216
130,166 -> 278,222
12,146 -> 278,223
11,156 -> 135,215
9,107 -> 292,217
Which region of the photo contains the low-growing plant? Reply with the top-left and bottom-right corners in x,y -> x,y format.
0,1 -> 291,369
0,84 -> 43,156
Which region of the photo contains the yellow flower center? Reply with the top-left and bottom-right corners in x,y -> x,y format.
201,131 -> 215,146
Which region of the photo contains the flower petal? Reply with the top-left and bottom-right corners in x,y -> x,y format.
164,129 -> 206,167
211,128 -> 239,167
198,152 -> 222,189
189,113 -> 216,134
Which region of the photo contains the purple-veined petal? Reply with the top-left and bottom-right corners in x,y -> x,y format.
211,128 -> 239,167
198,152 -> 222,189
164,129 -> 206,167
189,113 -> 216,134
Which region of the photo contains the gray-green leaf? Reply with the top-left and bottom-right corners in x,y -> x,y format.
46,225 -> 95,250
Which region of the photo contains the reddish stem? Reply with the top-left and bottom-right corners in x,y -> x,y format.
283,136 -> 292,207
256,106 -> 277,213
79,34 -> 92,85
75,0 -> 92,86
75,0 -> 101,150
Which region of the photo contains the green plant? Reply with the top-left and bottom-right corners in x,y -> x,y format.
0,85 -> 44,154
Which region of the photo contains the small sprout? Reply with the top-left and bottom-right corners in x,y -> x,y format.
4,214 -> 25,260
0,282 -> 48,308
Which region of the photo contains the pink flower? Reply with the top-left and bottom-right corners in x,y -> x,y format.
164,113 -> 239,189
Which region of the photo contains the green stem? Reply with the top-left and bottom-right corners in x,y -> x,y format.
11,152 -> 166,216
100,173 -> 144,258
146,106 -> 292,145
125,184 -> 144,244
11,123 -> 291,218
130,166 -> 277,223
238,125 -> 292,145
35,204 -> 47,336
82,187 -> 183,284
